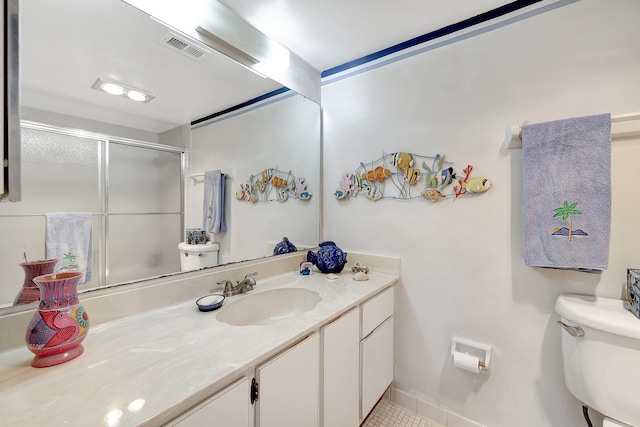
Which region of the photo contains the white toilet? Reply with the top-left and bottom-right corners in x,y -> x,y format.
178,242 -> 220,272
555,294 -> 640,427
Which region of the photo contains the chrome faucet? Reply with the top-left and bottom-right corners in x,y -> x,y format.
217,272 -> 258,297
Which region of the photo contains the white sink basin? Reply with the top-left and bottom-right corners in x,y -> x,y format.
216,288 -> 322,326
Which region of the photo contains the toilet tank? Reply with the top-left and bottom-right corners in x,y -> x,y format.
555,294 -> 640,427
178,242 -> 220,272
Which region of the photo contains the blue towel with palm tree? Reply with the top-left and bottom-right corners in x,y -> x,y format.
203,170 -> 227,234
522,113 -> 611,273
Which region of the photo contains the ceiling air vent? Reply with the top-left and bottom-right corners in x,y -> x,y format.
159,32 -> 210,62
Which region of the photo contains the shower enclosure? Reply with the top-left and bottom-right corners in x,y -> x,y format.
0,122 -> 183,307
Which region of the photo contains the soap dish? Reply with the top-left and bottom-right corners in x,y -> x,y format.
196,294 -> 225,312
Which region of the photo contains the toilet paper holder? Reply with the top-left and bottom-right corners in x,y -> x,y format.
451,336 -> 492,371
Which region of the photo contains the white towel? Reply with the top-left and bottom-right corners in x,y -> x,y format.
203,170 -> 227,234
522,113 -> 611,273
45,212 -> 93,283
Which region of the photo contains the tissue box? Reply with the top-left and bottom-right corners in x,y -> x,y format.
624,269 -> 640,319
186,228 -> 206,245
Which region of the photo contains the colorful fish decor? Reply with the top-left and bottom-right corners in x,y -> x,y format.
237,168 -> 311,203
453,165 -> 491,198
298,190 -> 312,200
421,189 -> 446,201
436,167 -> 456,187
335,151 -> 491,202
364,185 -> 383,201
462,177 -> 491,193
261,169 -> 272,183
403,167 -> 421,185
391,152 -> 414,170
295,176 -> 307,195
277,188 -> 289,202
339,173 -> 354,196
236,183 -> 253,201
362,166 -> 391,182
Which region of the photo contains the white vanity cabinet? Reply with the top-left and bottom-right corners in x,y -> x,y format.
256,333 -> 320,427
322,307 -> 360,427
167,377 -> 251,427
360,287 -> 395,421
165,285 -> 394,427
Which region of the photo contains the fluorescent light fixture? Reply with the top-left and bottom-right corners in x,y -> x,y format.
91,78 -> 156,103
252,46 -> 290,75
195,26 -> 266,78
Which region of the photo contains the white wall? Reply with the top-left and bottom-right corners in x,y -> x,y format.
322,1 -> 640,426
188,94 -> 321,264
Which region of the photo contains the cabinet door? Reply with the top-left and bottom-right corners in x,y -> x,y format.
361,316 -> 394,421
257,333 -> 319,427
323,308 -> 359,427
362,287 -> 394,339
170,377 -> 250,427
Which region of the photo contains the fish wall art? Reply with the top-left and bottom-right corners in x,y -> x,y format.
334,152 -> 491,202
236,167 -> 312,204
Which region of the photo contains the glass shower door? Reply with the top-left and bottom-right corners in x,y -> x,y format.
107,143 -> 182,285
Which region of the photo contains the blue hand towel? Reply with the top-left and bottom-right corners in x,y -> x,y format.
203,170 -> 227,234
45,212 -> 93,283
522,113 -> 611,273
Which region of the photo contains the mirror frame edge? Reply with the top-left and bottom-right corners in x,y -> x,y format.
1,0 -> 21,202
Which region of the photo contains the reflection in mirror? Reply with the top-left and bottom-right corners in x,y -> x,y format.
188,93 -> 320,265
121,0 -> 321,102
0,0 -> 320,310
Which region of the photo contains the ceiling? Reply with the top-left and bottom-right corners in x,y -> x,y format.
220,0 -> 512,72
20,0 -> 511,135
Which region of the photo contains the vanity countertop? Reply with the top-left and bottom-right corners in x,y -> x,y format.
0,269 -> 397,426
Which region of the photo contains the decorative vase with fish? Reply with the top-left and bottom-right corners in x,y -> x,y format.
273,236 -> 297,256
14,259 -> 59,306
26,271 -> 89,368
307,241 -> 348,274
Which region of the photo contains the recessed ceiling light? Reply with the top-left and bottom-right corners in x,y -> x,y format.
127,90 -> 148,102
100,82 -> 125,96
91,78 -> 156,103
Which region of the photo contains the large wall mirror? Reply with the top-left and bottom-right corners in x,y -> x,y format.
0,0 -> 321,311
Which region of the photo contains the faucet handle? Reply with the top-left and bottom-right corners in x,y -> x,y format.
217,279 -> 236,297
217,279 -> 233,290
244,272 -> 258,285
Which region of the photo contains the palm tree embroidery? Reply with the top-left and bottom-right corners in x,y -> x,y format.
552,201 -> 582,242
61,252 -> 78,270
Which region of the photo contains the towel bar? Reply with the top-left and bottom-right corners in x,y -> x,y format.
189,169 -> 233,181
505,112 -> 640,149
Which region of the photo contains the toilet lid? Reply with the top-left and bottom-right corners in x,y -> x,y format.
555,294 -> 640,340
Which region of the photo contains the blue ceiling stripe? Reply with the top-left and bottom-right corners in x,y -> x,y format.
322,0 -> 542,78
191,86 -> 290,126
193,0 -> 542,124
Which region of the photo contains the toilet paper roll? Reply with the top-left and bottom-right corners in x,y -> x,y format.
453,351 -> 481,373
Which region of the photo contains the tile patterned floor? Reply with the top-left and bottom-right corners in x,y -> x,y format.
362,399 -> 445,427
